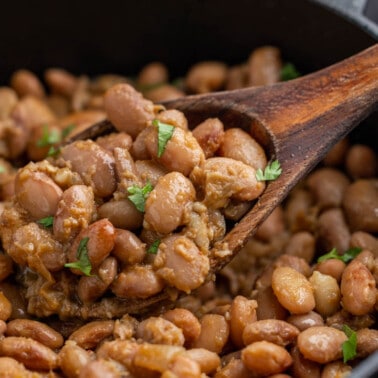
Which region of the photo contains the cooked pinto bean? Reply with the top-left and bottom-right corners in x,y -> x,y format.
272,266 -> 315,314
323,138 -> 349,166
15,167 -> 63,219
166,354 -> 202,378
69,321 -> 114,349
289,344 -> 321,378
229,296 -> 258,348
146,125 -> 205,176
218,128 -> 267,171
11,69 -> 45,98
113,147 -> 139,190
0,336 -> 58,370
190,157 -> 265,209
53,185 -> 95,242
136,317 -> 185,346
242,319 -> 299,347
286,311 -> 325,331
350,231 -> 378,256
185,61 -> 227,93
58,340 -> 93,377
254,206 -> 285,242
284,231 -> 316,263
255,286 -> 288,320
214,358 -> 251,378
0,291 -> 12,321
111,265 -> 164,299
321,361 -> 352,378
79,358 -> 128,378
95,131 -> 133,152
0,357 -> 40,377
135,159 -> 168,186
137,62 -> 169,87
104,83 -> 155,138
144,84 -> 185,102
192,314 -> 229,354
153,234 -> 210,293
67,219 -> 116,275
345,144 -> 377,179
155,109 -> 188,130
191,118 -> 225,158
340,259 -> 376,315
162,308 -> 201,346
297,326 -> 347,364
185,348 -> 221,374
61,140 -> 116,197
112,229 -> 146,266
0,253 -> 13,282
316,259 -> 346,282
241,341 -> 292,376
6,319 -> 64,349
0,87 -> 17,119
45,68 -> 78,97
356,328 -> 378,358
343,180 -> 378,232
144,172 -> 195,234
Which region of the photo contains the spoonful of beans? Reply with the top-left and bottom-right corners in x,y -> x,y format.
28,44 -> 378,316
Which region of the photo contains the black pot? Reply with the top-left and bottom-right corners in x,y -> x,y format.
0,1 -> 377,376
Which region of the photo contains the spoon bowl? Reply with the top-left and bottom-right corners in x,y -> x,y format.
68,44 -> 378,315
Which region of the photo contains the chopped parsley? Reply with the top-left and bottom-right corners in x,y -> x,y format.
256,160 -> 282,181
152,119 -> 175,157
47,146 -> 61,157
342,325 -> 357,363
148,239 -> 160,254
61,124 -> 76,139
64,237 -> 92,276
37,216 -> 54,228
280,62 -> 301,81
36,125 -> 61,147
127,181 -> 153,212
317,247 -> 362,263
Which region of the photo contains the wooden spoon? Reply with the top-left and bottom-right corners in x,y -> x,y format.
69,44 -> 378,317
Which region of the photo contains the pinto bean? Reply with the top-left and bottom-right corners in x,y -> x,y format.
104,83 -> 155,138
0,282 -> 27,319
284,231 -> 316,263
15,167 -> 63,219
135,159 -> 168,186
61,140 -> 116,197
6,319 -> 63,350
241,341 -> 292,376
340,259 -> 376,315
323,138 -> 349,167
226,64 -> 248,90
112,229 -> 146,266
44,68 -> 78,96
162,308 -> 201,346
79,358 -> 128,378
218,128 -> 267,171
57,110 -> 106,136
59,340 -> 93,378
297,326 -> 347,364
67,219 -> 116,275
0,357 -> 40,377
254,206 -> 285,243
190,157 -> 265,209
255,286 -> 288,320
0,291 -> 12,321
136,317 -> 185,346
138,62 -> 169,87
350,231 -> 378,257
345,144 -> 377,179
289,345 -> 321,378
306,168 -> 350,210
286,311 -> 324,332
192,314 -> 229,354
11,69 -> 45,98
155,109 -> 188,130
144,84 -> 185,102
0,336 -> 58,370
309,271 -> 340,317
111,264 -> 164,299
154,234 -> 210,293
243,319 -> 299,347
229,296 -> 258,348
343,180 -> 378,233
321,361 -> 352,378
78,257 -> 118,303
214,358 -> 251,378
316,259 -> 346,282
53,185 -> 95,242
0,87 -> 17,119
185,348 -> 221,374
69,321 -> 114,349
96,132 -> 133,152
248,46 -> 282,86
272,266 -> 315,314
146,126 -> 205,176
0,253 -> 13,282
356,328 -> 378,358
144,172 -> 196,234
317,208 -> 351,254
185,61 -> 227,93
98,199 -> 144,230
192,118 -> 225,158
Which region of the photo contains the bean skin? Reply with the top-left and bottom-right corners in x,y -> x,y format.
297,326 -> 347,364
11,69 -> 45,98
272,266 -> 315,314
58,340 -> 92,377
45,68 -> 78,97
316,259 -> 346,283
286,311 -> 324,332
112,229 -> 146,266
0,87 -> 18,119
185,348 -> 221,374
0,291 -> 12,321
340,259 -> 376,315
155,109 -> 188,130
289,345 -> 321,378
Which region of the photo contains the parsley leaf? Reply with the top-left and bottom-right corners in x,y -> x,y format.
61,124 -> 76,139
127,181 -> 153,212
342,325 -> 357,363
47,146 -> 61,157
317,247 -> 362,263
148,239 -> 160,254
36,125 -> 61,147
281,62 -> 301,81
64,237 -> 92,276
37,216 -> 54,228
152,119 -> 175,157
256,160 -> 282,181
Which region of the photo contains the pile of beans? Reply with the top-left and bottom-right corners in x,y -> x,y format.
0,46 -> 377,377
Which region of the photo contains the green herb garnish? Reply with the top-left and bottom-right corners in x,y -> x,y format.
36,125 -> 61,147
148,239 -> 160,254
37,216 -> 54,228
0,166 -> 5,174
317,247 -> 362,263
64,237 -> 92,276
342,325 -> 357,363
127,181 -> 153,212
256,160 -> 282,181
47,146 -> 61,157
152,119 -> 175,157
280,62 -> 301,81
61,124 -> 76,139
